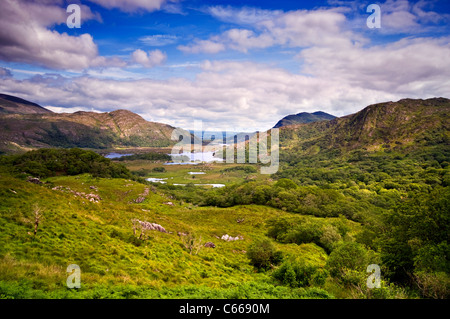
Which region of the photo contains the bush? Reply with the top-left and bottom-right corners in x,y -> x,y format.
326,242 -> 369,279
273,260 -> 326,288
221,165 -> 257,174
319,225 -> 342,253
274,178 -> 298,190
246,239 -> 283,271
413,271 -> 450,299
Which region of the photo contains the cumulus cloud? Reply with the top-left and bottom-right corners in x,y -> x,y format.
298,37 -> 450,94
1,44 -> 448,132
380,0 -> 450,32
131,49 -> 167,67
183,2 -> 450,54
0,0 -> 120,70
179,9 -> 361,54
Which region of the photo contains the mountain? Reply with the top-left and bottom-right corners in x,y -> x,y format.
0,94 -> 178,153
273,111 -> 336,128
0,94 -> 53,114
278,97 -> 450,155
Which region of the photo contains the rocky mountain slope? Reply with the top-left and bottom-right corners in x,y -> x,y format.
0,94 -> 53,114
273,111 -> 336,128
0,94 -> 176,153
278,97 -> 450,155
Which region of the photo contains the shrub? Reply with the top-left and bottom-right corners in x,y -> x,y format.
326,242 -> 368,279
274,178 -> 298,190
319,225 -> 342,253
273,260 -> 323,288
413,271 -> 450,299
273,259 -> 329,288
246,239 -> 282,271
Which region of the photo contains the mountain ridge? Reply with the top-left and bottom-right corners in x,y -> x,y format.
0,95 -> 177,153
273,111 -> 336,128
278,97 -> 450,156
0,93 -> 53,115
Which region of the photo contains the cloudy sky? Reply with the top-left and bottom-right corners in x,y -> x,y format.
0,0 -> 449,131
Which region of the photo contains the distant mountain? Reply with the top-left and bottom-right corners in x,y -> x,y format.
0,94 -> 53,114
273,111 -> 336,128
278,97 -> 450,155
0,94 -> 179,154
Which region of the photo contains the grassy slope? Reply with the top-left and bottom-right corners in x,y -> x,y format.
0,171 -> 359,299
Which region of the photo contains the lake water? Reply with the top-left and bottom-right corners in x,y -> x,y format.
169,151 -> 223,164
146,177 -> 167,184
173,183 -> 225,188
105,152 -> 134,159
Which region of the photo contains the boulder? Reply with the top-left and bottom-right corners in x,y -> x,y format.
204,242 -> 216,248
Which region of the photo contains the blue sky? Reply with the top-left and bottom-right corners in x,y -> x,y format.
0,0 -> 449,131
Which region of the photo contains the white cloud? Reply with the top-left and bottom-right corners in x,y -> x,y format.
131,49 -> 167,68
0,0 -> 121,70
139,35 -> 179,46
179,9 -> 361,54
178,40 -> 226,54
44,105 -> 103,113
332,0 -> 450,34
298,37 -> 450,94
206,6 -> 283,25
2,43 -> 448,132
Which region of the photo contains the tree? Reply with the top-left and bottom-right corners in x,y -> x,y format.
326,242 -> 369,280
380,186 -> 450,285
319,225 -> 342,253
246,239 -> 282,271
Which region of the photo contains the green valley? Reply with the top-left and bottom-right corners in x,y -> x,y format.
0,97 -> 449,299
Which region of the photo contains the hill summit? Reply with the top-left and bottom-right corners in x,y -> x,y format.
0,94 -> 176,153
278,97 -> 450,155
273,111 -> 336,128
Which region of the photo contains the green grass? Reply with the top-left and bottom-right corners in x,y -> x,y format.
0,172 -> 341,299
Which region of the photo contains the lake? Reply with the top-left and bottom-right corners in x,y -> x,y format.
105,152 -> 134,159
169,151 -> 223,164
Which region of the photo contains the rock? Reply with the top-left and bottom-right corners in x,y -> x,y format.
164,201 -> 174,206
27,176 -> 42,184
133,219 -> 167,233
204,242 -> 216,248
134,196 -> 145,203
221,234 -> 243,242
